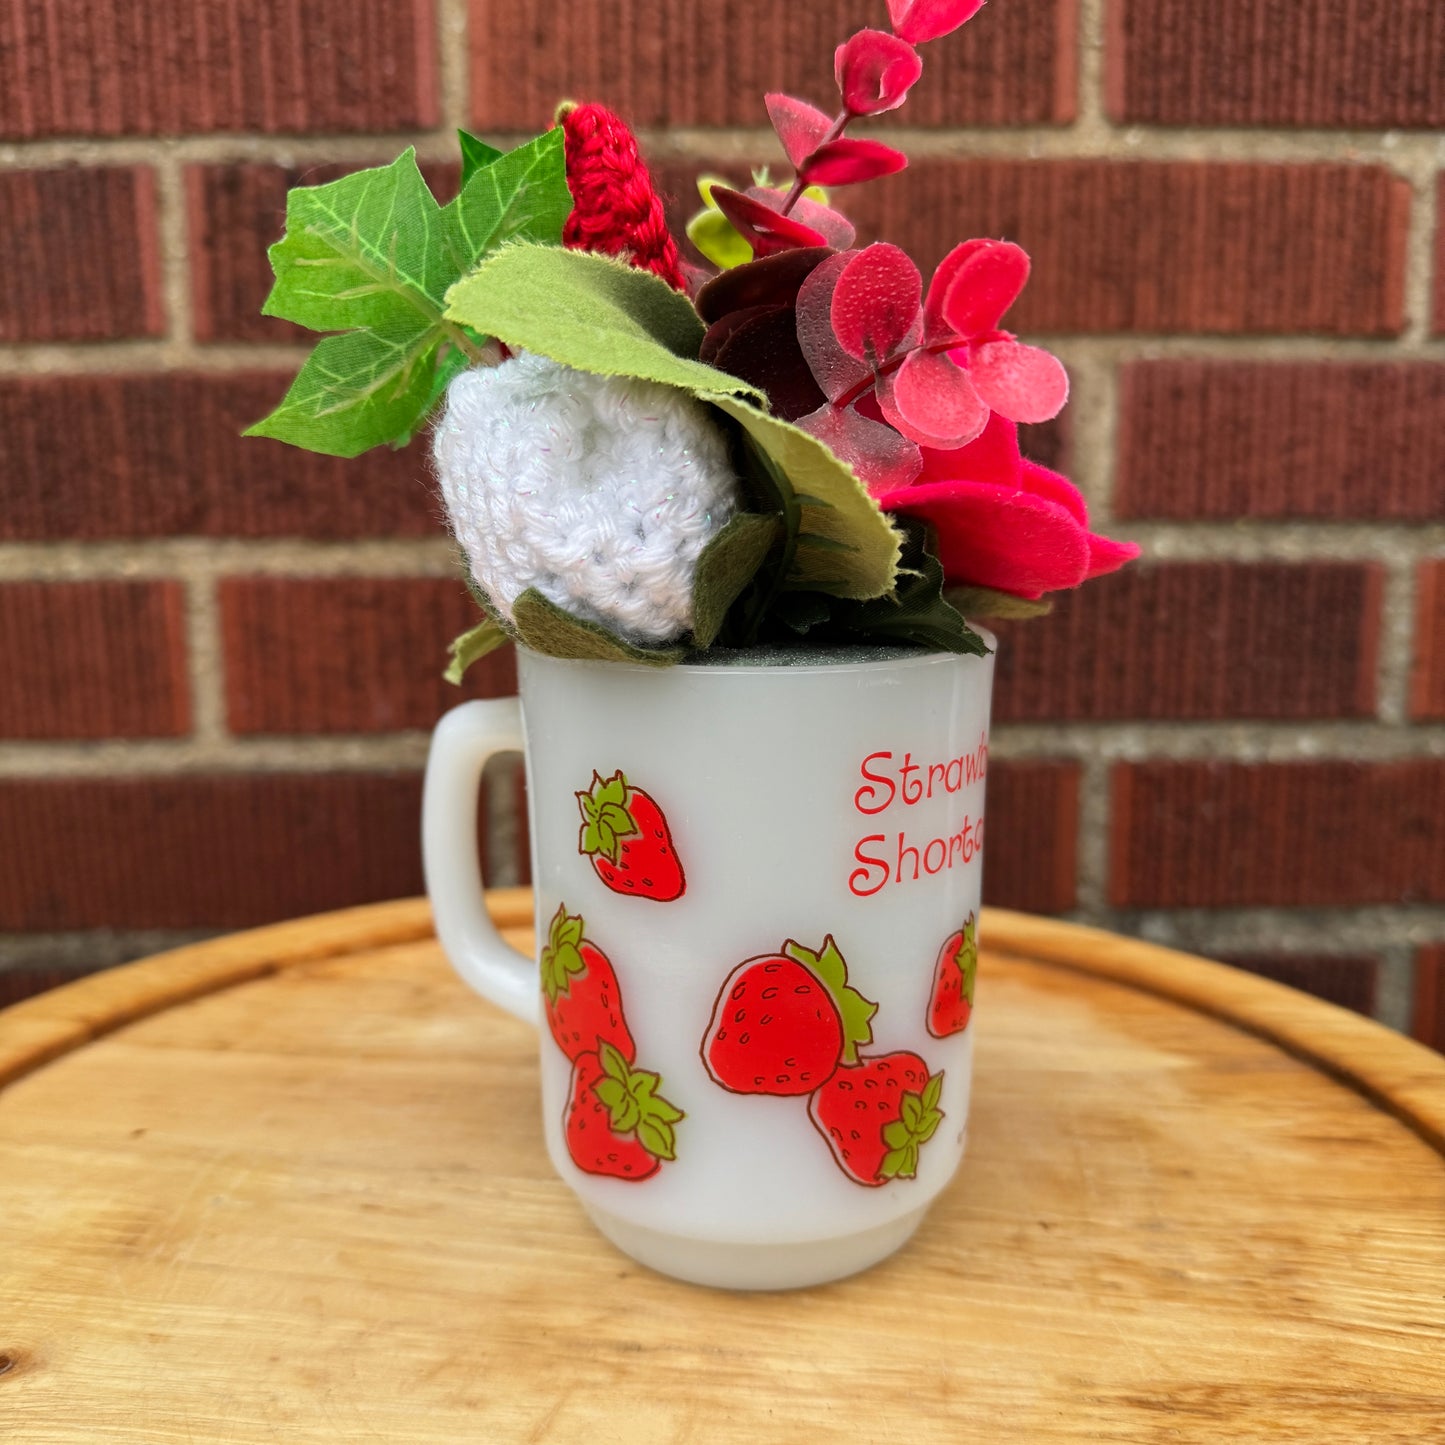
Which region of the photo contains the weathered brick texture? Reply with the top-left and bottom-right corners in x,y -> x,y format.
992,563 -> 1380,722
0,774 -> 497,931
0,0 -> 439,139
1111,761 -> 1445,909
1415,947 -> 1445,1054
471,0 -> 1077,131
1107,0 -> 1445,129
0,374 -> 443,541
981,761 -> 1080,915
1117,362 -> 1445,521
0,168 -> 162,342
0,582 -> 190,740
221,577 -> 514,735
1215,953 -> 1379,1017
1413,562 -> 1445,722
766,160 -> 1407,335
188,162 -> 461,344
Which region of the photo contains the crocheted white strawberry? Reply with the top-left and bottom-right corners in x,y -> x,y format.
433,353 -> 741,645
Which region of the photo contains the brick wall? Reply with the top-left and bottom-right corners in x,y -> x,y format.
1,0 -> 1442,1047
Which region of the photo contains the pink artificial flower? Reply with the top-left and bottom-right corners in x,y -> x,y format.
886,0 -> 986,45
834,29 -> 922,115
873,414 -> 1140,598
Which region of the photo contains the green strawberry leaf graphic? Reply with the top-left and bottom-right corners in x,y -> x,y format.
878,1071 -> 946,1181
540,904 -> 587,1003
588,1048 -> 685,1161
783,935 -> 877,1066
577,771 -> 639,865
956,913 -> 979,1007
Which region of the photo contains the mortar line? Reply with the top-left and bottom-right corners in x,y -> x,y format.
1072,0 -> 1110,136
1084,906 -> 1445,958
1396,146 -> 1440,345
1071,751 -> 1112,917
181,570 -> 229,747
151,154 -> 193,352
1050,340 -> 1118,523
1375,558 -> 1418,727
988,720 -> 1445,761
1374,943 -> 1416,1032
437,0 -> 472,138
0,737 -> 435,777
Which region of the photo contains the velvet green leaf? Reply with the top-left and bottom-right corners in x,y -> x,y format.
444,613 -> 512,684
511,588 -> 685,667
710,395 -> 901,602
444,244 -> 748,395
248,134 -> 569,458
945,585 -> 1053,620
689,512 -> 782,648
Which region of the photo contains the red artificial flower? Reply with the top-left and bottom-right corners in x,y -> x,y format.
886,0 -> 986,45
834,29 -> 922,115
873,414 -> 1140,598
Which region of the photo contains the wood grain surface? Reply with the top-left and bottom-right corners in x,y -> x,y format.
2,897 -> 1443,1444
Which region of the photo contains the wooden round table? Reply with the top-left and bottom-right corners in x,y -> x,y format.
3,893 -> 1443,1442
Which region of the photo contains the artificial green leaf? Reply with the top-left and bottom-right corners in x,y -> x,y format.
249,134 -> 569,457
511,588 -> 686,667
247,329 -> 442,458
458,128 -> 503,186
945,585 -> 1053,620
398,342 -> 473,447
689,512 -> 782,648
444,612 -> 511,684
687,207 -> 752,270
710,395 -> 901,602
445,243 -> 753,396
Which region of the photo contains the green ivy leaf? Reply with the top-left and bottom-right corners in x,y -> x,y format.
444,612 -> 511,685
511,588 -> 685,667
458,128 -> 503,186
689,512 -> 782,648
248,134 -> 570,458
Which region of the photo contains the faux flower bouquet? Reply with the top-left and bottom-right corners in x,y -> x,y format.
249,0 -> 1137,674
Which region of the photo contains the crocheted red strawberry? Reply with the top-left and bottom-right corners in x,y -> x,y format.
558,101 -> 686,291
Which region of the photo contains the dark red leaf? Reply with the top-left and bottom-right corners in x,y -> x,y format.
796,251 -> 873,403
798,402 -> 923,496
940,240 -> 1031,338
831,243 -> 923,365
710,186 -> 827,257
800,138 -> 908,188
709,307 -> 826,422
886,0 -> 985,44
748,187 -> 858,251
834,29 -> 922,116
695,247 -> 833,324
699,304 -> 779,364
876,349 -> 988,448
968,340 -> 1070,423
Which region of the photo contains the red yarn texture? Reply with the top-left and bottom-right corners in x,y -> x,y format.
559,102 -> 687,291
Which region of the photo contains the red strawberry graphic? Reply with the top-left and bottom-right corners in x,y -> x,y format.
576,770 -> 685,902
926,913 -> 978,1038
541,904 -> 635,1064
808,1054 -> 944,1187
702,936 -> 877,1096
563,1041 -> 685,1181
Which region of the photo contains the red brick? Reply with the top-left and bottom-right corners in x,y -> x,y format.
0,167 -> 162,342
1413,562 -> 1445,721
0,373 -> 442,541
0,774 -> 500,930
1117,362 -> 1445,520
0,0 -> 438,139
981,761 -> 1079,914
1215,953 -> 1379,1017
1414,946 -> 1445,1054
221,577 -> 516,735
992,563 -> 1381,723
1107,0 -> 1445,129
471,0 -> 1076,131
847,160 -> 1409,335
188,161 -> 461,345
0,581 -> 190,740
1110,761 -> 1445,909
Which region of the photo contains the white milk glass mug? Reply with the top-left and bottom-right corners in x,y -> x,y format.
422,641 -> 995,1290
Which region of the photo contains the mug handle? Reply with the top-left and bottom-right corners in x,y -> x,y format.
422,698 -> 539,1026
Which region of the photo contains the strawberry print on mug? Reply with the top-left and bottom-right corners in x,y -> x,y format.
576,770 -> 686,902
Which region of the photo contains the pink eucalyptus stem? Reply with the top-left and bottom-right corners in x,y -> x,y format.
834,332 -> 968,409
778,108 -> 852,215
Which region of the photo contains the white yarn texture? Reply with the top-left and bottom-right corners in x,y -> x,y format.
433,354 -> 741,644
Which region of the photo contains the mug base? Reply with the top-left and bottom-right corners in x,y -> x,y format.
584,1204 -> 929,1291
